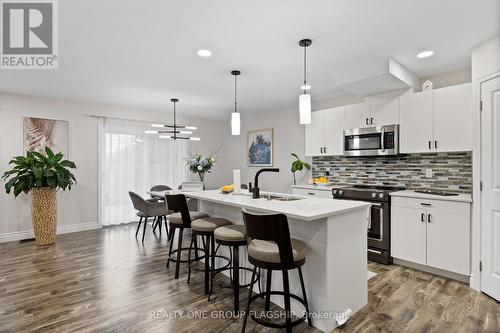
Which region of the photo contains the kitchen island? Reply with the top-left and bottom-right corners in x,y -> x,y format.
183,190 -> 370,332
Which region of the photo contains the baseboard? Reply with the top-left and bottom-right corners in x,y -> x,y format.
0,222 -> 101,243
393,258 -> 470,283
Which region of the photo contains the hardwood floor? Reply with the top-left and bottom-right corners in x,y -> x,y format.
0,223 -> 498,333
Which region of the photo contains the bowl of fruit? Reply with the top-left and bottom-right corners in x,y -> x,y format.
220,184 -> 234,194
314,177 -> 332,186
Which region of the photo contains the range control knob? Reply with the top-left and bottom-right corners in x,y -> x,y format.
333,190 -> 337,194
338,190 -> 344,195
371,193 -> 377,198
379,193 -> 384,198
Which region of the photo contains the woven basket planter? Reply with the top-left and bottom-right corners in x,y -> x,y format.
31,187 -> 57,246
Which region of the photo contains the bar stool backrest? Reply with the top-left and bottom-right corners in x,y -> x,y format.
165,194 -> 192,228
242,209 -> 295,268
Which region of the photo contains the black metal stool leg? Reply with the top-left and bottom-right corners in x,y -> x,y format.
135,217 -> 142,238
241,266 -> 257,333
204,235 -> 210,294
175,228 -> 184,279
232,245 -> 240,313
167,228 -> 175,268
298,266 -> 312,326
158,217 -> 162,237
265,269 -> 272,311
164,216 -> 169,239
142,217 -> 148,243
187,233 -> 195,284
282,269 -> 292,333
152,216 -> 158,233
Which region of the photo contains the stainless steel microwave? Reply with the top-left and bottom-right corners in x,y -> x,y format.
343,124 -> 399,156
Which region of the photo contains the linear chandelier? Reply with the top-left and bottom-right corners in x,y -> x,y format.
145,98 -> 200,140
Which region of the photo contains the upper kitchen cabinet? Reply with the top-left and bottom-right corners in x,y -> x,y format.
345,97 -> 400,128
345,103 -> 370,128
400,83 -> 473,153
305,106 -> 346,156
369,97 -> 400,126
433,83 -> 473,152
400,90 -> 434,153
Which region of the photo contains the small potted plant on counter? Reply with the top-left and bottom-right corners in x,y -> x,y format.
2,147 -> 76,246
290,153 -> 311,185
187,153 -> 216,183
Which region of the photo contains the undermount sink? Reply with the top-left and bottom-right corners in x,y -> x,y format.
263,194 -> 304,201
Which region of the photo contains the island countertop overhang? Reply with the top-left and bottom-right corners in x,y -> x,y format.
182,190 -> 370,221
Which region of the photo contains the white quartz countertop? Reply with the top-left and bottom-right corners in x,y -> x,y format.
292,184 -> 335,191
390,190 -> 472,203
180,190 -> 370,221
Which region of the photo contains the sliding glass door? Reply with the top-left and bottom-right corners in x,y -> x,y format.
99,118 -> 188,226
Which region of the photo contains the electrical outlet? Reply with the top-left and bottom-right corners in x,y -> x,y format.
325,167 -> 330,176
425,169 -> 433,178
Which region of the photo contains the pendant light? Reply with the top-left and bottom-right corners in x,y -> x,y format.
231,70 -> 241,136
145,98 -> 200,141
299,39 -> 312,124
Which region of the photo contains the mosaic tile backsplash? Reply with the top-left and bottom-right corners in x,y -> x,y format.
312,152 -> 472,193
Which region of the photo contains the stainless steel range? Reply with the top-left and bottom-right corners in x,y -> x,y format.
332,184 -> 405,264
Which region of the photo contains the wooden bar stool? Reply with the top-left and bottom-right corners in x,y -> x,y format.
164,194 -> 208,279
209,225 -> 260,313
241,209 -> 312,333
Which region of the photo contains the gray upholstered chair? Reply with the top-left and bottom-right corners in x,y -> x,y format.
129,191 -> 170,243
147,185 -> 173,202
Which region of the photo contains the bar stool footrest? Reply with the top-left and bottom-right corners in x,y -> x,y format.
248,291 -> 308,329
212,266 -> 259,289
167,247 -> 205,264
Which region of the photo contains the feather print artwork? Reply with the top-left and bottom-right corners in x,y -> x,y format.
23,117 -> 69,155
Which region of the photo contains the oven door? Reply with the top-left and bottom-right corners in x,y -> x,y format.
367,202 -> 390,250
343,125 -> 399,156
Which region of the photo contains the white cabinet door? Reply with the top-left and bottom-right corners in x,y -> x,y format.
426,201 -> 470,275
292,188 -> 332,198
433,83 -> 473,152
369,97 -> 400,126
323,106 -> 346,156
391,205 -> 427,265
400,90 -> 434,153
305,111 -> 324,156
346,103 -> 370,129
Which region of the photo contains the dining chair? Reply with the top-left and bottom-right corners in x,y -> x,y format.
129,191 -> 170,243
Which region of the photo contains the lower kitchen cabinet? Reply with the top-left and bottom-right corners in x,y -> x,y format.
391,196 -> 471,275
292,187 -> 333,199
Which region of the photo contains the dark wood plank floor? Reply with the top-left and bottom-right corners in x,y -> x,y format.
0,223 -> 498,333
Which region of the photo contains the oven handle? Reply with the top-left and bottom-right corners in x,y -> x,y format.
368,249 -> 382,254
368,203 -> 384,231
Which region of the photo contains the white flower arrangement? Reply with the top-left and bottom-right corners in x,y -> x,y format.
186,154 -> 216,181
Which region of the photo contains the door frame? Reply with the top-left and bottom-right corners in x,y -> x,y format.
471,71 -> 500,291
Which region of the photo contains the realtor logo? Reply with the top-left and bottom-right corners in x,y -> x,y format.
1,0 -> 58,69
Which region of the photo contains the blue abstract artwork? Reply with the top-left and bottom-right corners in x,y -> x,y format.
247,128 -> 273,167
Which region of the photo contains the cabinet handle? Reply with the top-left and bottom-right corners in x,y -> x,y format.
420,203 -> 431,206
434,141 -> 438,149
421,213 -> 426,222
307,192 -> 315,196
428,141 -> 431,150
428,214 -> 432,223
371,117 -> 374,125
320,147 -> 323,154
366,118 -> 369,125
324,147 -> 327,154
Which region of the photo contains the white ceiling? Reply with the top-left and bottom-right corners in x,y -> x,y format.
0,0 -> 498,120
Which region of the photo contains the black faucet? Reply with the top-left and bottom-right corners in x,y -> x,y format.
252,168 -> 280,199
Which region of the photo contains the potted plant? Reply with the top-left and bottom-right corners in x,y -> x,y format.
2,147 -> 76,246
290,153 -> 311,185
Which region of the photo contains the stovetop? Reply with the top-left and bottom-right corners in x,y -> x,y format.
332,184 -> 406,202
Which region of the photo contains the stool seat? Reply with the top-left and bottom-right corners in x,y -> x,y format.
169,211 -> 207,225
192,217 -> 231,232
214,225 -> 246,242
248,238 -> 308,264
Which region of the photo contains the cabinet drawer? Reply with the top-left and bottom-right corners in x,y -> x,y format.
392,196 -> 469,213
292,188 -> 332,199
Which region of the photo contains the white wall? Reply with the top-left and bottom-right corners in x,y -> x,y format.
0,92 -> 227,241
220,108 -> 309,194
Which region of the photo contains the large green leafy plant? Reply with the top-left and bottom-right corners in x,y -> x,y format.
290,153 -> 311,185
2,147 -> 76,197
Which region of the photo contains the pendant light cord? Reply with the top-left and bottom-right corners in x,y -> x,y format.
173,100 -> 176,140
303,45 -> 307,94
234,74 -> 237,113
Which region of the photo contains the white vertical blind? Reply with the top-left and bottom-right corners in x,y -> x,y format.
100,118 -> 189,226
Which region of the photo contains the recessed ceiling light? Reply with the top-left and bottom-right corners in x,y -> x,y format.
197,49 -> 212,57
417,50 -> 434,58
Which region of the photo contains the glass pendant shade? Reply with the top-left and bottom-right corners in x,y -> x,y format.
231,112 -> 241,136
299,93 -> 311,124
